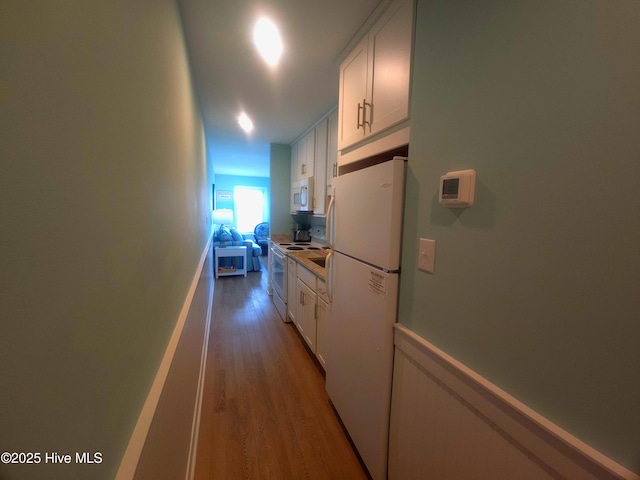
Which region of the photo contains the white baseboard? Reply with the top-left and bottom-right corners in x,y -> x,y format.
115,235 -> 212,480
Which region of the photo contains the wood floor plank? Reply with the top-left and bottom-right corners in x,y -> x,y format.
195,266 -> 368,480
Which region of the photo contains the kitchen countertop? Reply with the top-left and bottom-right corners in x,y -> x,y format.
270,234 -> 328,280
288,250 -> 327,279
270,233 -> 292,244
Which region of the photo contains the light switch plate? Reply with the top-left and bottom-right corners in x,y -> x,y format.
418,238 -> 436,273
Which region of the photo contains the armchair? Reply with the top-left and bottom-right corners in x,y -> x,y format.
253,222 -> 269,256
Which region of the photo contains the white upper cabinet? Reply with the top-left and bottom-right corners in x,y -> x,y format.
291,142 -> 299,184
314,118 -> 328,215
290,106 -> 338,216
367,0 -> 413,136
338,0 -> 414,151
291,130 -> 314,182
299,129 -> 315,180
327,109 -> 338,187
295,138 -> 304,181
338,35 -> 369,150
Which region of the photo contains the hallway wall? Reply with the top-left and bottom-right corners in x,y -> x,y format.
399,0 -> 640,472
0,1 -> 210,479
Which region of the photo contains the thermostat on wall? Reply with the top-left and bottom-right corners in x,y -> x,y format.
439,169 -> 476,208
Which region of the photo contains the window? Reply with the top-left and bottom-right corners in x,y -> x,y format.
234,186 -> 267,232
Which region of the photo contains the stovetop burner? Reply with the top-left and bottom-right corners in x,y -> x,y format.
276,241 -> 326,251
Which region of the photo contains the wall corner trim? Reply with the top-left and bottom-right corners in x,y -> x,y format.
115,234 -> 213,480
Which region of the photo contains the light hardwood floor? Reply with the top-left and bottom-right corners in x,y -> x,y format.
195,265 -> 368,480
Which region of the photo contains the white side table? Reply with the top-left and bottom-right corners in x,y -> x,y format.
215,246 -> 247,278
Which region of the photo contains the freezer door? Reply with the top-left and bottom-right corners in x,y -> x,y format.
333,157 -> 406,271
325,252 -> 398,480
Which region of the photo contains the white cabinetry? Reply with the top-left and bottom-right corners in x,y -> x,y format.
313,118 -> 328,215
291,142 -> 299,213
291,140 -> 304,182
315,109 -> 338,215
294,130 -> 315,180
316,278 -> 329,370
295,263 -> 323,357
288,260 -> 331,370
296,278 -> 317,352
316,297 -> 329,370
338,34 -> 369,150
291,142 -> 298,184
289,106 -> 338,216
287,257 -> 297,323
337,0 -> 414,152
327,109 -> 338,187
304,130 -> 316,179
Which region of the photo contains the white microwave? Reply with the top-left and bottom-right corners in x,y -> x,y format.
292,177 -> 314,213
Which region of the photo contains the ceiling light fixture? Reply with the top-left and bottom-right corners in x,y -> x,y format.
253,17 -> 283,66
238,113 -> 254,133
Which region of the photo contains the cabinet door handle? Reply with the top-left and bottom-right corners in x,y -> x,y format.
363,100 -> 372,128
300,291 -> 304,306
357,101 -> 364,129
333,162 -> 337,177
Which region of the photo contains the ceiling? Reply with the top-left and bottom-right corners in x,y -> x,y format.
177,0 -> 381,177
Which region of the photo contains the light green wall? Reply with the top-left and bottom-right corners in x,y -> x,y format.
400,0 -> 640,471
269,143 -> 292,236
0,1 -> 209,479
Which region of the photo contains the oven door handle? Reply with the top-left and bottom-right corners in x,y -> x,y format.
271,246 -> 285,261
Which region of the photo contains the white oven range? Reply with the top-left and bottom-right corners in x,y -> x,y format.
270,241 -> 326,322
270,243 -> 288,321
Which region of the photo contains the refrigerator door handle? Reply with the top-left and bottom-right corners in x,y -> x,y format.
326,190 -> 335,249
325,250 -> 334,303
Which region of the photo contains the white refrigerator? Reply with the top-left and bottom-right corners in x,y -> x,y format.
326,156 -> 407,480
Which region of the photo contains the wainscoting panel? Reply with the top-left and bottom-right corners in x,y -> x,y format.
116,238 -> 213,480
389,324 -> 639,480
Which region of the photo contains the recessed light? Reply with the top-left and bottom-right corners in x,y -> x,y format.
253,18 -> 283,66
238,113 -> 254,133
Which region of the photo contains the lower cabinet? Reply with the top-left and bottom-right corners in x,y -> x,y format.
316,297 -> 329,370
291,261 -> 330,371
296,278 -> 317,352
287,257 -> 297,323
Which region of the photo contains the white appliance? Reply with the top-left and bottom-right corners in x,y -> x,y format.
292,177 -> 314,212
325,156 -> 407,480
270,243 -> 287,321
270,240 -> 328,322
